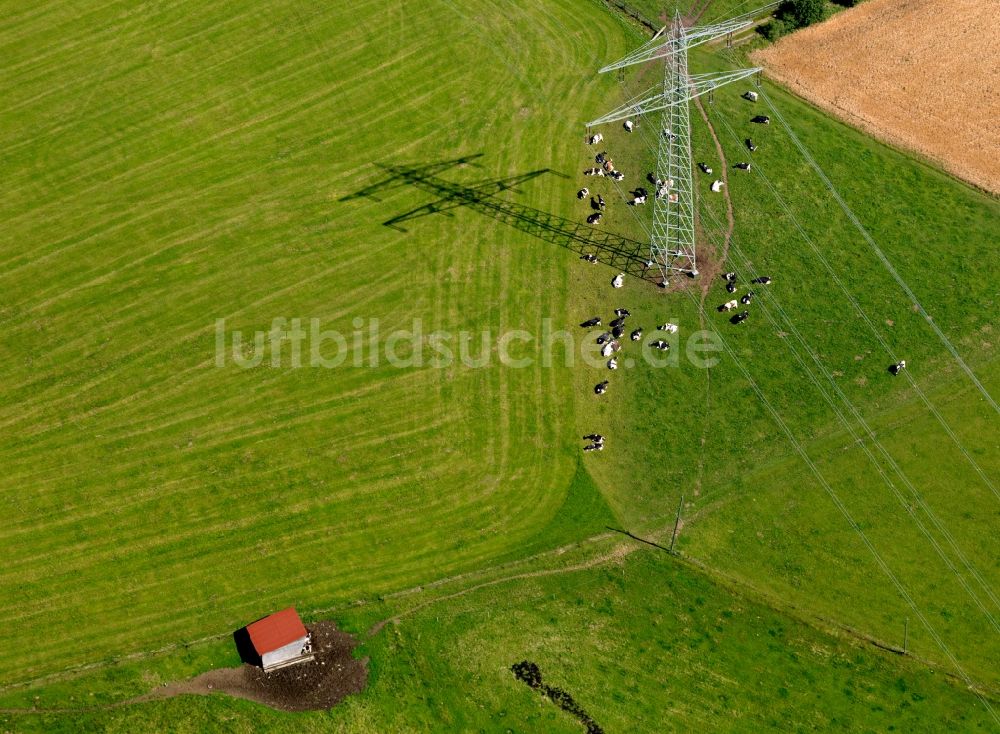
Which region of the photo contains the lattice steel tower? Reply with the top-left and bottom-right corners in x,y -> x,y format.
588,12 -> 760,284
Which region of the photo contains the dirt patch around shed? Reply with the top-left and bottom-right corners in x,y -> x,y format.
138,622 -> 367,712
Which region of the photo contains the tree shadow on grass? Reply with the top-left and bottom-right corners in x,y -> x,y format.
341,155 -> 655,281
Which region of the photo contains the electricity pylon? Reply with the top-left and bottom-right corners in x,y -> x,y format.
588,12 -> 760,283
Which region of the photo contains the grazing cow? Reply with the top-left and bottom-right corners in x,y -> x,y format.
698,162 -> 713,174
889,360 -> 907,376
583,442 -> 604,452
598,194 -> 606,210
607,358 -> 618,370
718,300 -> 738,312
577,187 -> 589,199
597,332 -> 612,345
601,342 -> 614,357
624,120 -> 634,132
614,308 -> 630,317
612,325 -> 625,339
581,254 -> 598,263
742,90 -> 758,102
595,380 -> 609,395
610,316 -> 626,328
751,115 -> 770,124
746,138 -> 757,152
731,310 -> 749,324
658,323 -> 678,334
735,162 -> 751,171
610,171 -> 625,181
741,290 -> 755,305
612,273 -> 624,288
589,133 -> 603,145
651,340 -> 670,351
587,213 -> 603,225
726,281 -> 737,293
711,180 -> 725,192
580,317 -> 601,327
583,433 -> 603,442
591,197 -> 602,211
723,272 -> 737,282
751,276 -> 772,285
630,328 -> 642,341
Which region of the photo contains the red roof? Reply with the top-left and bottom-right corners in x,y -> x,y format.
246,607 -> 308,654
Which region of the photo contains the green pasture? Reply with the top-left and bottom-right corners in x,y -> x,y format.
0,0 -> 997,730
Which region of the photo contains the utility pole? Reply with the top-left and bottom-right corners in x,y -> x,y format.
669,494 -> 685,553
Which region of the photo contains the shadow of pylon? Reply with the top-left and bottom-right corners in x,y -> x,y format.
342,158 -> 655,281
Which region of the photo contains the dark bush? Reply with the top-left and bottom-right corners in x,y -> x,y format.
790,0 -> 825,26
759,18 -> 790,41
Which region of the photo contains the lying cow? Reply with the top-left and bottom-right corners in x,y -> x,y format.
612,325 -> 625,339
751,275 -> 772,285
589,133 -> 603,144
610,316 -> 626,328
657,323 -> 678,333
581,254 -> 598,263
723,272 -> 736,282
587,213 -> 603,225
601,342 -> 614,357
631,195 -> 647,205
607,358 -> 618,370
583,433 -> 604,442
651,340 -> 670,351
612,273 -> 624,288
718,300 -> 738,312
734,162 -> 751,171
614,308 -> 630,317
630,328 -> 642,341
698,162 -> 713,174
726,281 -> 737,294
711,180 -> 725,192
580,316 -> 601,327
578,187 -> 589,199
751,115 -> 770,124
889,360 -> 907,376
746,138 -> 757,152
594,380 -> 609,395
596,332 -> 612,345
731,310 -> 749,324
583,442 -> 604,452
609,171 -> 624,181
624,120 -> 634,132
741,291 -> 754,305
742,90 -> 758,102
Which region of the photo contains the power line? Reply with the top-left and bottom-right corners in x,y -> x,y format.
699,204 -> 1000,628
759,90 -> 1000,416
709,107 -> 999,503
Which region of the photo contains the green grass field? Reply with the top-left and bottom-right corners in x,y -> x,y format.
1,0 -> 997,731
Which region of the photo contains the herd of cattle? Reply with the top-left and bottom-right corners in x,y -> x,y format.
575,96 -> 907,453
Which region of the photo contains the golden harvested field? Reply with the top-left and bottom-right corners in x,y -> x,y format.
754,0 -> 1000,194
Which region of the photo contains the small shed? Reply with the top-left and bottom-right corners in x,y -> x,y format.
238,607 -> 314,672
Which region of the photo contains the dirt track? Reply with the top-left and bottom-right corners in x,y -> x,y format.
754,0 -> 1000,194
